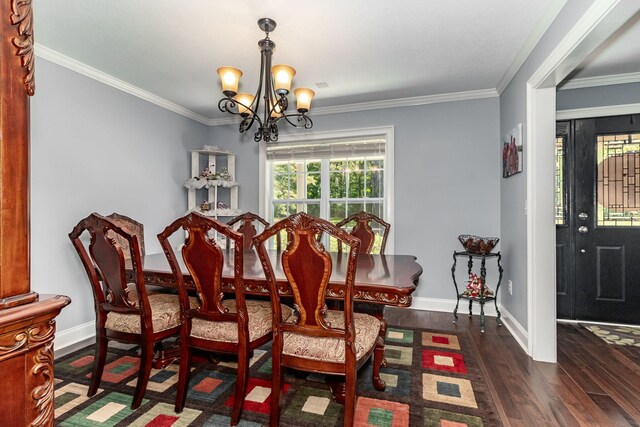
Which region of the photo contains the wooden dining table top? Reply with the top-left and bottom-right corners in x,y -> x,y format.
136,250 -> 423,307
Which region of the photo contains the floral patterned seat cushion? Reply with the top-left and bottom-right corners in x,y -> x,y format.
105,293 -> 196,334
190,300 -> 293,343
282,310 -> 381,363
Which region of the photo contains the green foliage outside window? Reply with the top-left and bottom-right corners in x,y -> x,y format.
270,156 -> 385,252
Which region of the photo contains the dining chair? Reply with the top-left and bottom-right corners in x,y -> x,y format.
253,212 -> 386,427
157,211 -> 292,425
336,211 -> 390,254
69,213 -> 183,409
106,212 -> 146,260
226,212 -> 270,250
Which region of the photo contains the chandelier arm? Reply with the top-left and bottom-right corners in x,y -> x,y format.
218,97 -> 238,114
280,112 -> 313,129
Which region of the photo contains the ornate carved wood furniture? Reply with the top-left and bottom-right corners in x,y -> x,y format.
336,211 -> 390,254
69,213 -> 183,409
253,212 -> 386,427
226,212 -> 270,251
106,212 -> 146,260
131,251 -> 421,307
0,1 -> 70,425
157,212 -> 292,425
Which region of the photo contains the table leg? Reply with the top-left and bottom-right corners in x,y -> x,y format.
451,252 -> 460,323
495,253 -> 504,326
480,256 -> 487,333
150,339 -> 180,369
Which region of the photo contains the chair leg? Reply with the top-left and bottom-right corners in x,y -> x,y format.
343,371 -> 357,427
131,340 -> 154,409
88,332 -> 107,397
175,344 -> 192,413
372,335 -> 386,391
231,344 -> 250,426
270,342 -> 283,427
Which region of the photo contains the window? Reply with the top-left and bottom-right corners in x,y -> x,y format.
596,132 -> 640,227
260,127 -> 394,252
554,135 -> 566,225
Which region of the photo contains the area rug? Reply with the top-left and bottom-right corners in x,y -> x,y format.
54,327 -> 502,426
582,323 -> 640,347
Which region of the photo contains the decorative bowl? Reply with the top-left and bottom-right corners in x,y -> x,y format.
458,235 -> 499,255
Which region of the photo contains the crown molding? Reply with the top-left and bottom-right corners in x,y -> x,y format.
558,72 -> 640,90
209,89 -> 499,126
34,43 -> 211,125
556,102 -> 640,120
496,0 -> 567,94
312,89 -> 499,115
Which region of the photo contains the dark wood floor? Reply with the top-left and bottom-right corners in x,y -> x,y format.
384,308 -> 640,427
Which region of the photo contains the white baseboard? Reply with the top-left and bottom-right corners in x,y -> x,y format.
499,305 -> 528,354
410,296 -> 498,317
55,321 -> 96,359
410,296 -> 529,355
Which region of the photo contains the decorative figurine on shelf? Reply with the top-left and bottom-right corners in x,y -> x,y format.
200,164 -> 217,180
464,273 -> 494,298
200,200 -> 211,211
218,167 -> 232,181
217,202 -> 229,210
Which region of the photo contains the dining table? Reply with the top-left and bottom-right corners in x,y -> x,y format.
135,249 -> 423,307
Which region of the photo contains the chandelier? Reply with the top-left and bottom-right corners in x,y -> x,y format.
217,18 -> 315,143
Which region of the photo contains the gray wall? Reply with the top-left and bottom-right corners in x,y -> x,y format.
557,82 -> 640,110
209,98 -> 501,300
499,0 -> 597,329
31,59 -> 209,333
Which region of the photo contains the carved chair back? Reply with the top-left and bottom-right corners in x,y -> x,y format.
69,213 -> 150,324
226,212 -> 270,251
254,212 -> 361,343
336,211 -> 390,254
106,212 -> 146,260
157,212 -> 246,329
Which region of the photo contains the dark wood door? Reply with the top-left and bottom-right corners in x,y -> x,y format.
557,115 -> 640,323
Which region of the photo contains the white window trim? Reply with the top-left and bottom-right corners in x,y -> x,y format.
259,126 -> 395,254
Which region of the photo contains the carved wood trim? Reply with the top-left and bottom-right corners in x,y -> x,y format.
0,332 -> 27,356
31,342 -> 54,427
10,0 -> 35,96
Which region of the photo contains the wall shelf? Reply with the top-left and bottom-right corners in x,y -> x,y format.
186,148 -> 240,221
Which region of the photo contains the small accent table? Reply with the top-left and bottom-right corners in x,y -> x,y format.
451,251 -> 503,332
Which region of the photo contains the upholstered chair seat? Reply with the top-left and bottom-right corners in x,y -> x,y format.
191,300 -> 293,343
283,310 -> 380,363
105,294 -> 198,335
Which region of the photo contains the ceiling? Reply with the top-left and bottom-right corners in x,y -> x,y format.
564,10 -> 640,81
32,1 -> 638,124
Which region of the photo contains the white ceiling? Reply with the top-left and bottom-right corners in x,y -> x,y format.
32,1 -> 638,124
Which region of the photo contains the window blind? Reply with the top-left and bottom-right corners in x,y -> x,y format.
266,135 -> 386,161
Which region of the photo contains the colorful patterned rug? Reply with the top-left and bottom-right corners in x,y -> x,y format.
582,323 -> 640,347
54,327 -> 502,426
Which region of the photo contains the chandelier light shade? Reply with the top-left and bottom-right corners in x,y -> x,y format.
217,18 -> 315,143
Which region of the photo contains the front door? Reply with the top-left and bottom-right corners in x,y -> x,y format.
556,114 -> 640,323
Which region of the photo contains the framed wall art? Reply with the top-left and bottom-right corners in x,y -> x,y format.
502,123 -> 523,178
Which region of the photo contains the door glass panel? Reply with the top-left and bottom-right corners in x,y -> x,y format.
596,133 -> 640,227
555,136 -> 566,225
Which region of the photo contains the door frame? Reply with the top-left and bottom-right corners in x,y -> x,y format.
527,0 -> 640,362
